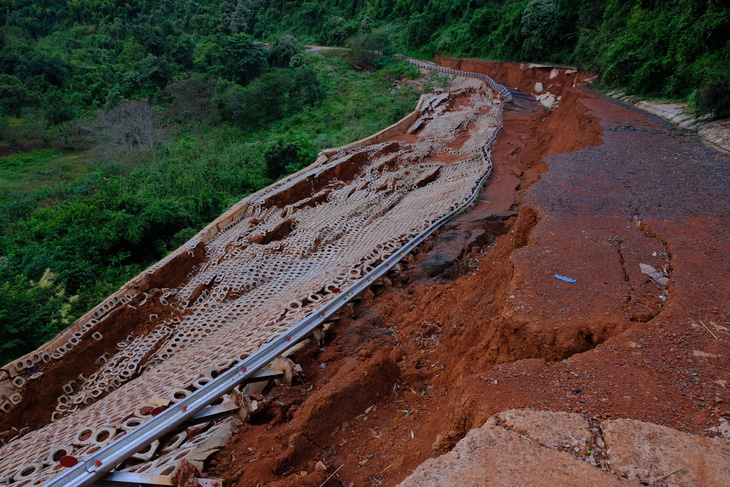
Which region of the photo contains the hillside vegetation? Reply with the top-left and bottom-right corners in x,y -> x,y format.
0,0 -> 420,362
0,0 -> 727,362
277,0 -> 729,116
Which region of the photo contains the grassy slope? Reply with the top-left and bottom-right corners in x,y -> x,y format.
0,150 -> 94,200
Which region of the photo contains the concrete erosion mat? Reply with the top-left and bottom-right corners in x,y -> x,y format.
0,67 -> 504,484
2,56 -> 730,487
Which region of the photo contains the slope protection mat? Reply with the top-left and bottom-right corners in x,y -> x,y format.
0,75 -> 503,485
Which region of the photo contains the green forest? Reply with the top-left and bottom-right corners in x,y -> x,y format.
1,0 -> 728,363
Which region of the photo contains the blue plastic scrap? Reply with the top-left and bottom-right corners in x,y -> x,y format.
554,274 -> 577,283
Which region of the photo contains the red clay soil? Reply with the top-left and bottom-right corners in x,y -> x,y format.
0,242 -> 206,437
206,61 -> 730,486
436,55 -> 593,95
0,291 -> 185,437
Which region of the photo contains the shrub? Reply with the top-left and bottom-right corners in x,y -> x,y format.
92,99 -> 167,156
264,138 -> 315,179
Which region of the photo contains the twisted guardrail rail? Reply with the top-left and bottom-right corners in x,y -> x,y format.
42,59 -> 512,487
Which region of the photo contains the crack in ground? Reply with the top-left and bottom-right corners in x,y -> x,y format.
606,124 -> 696,144
610,236 -> 631,287
611,234 -> 653,322
608,202 -> 672,323
490,414 -> 625,481
587,418 -> 611,473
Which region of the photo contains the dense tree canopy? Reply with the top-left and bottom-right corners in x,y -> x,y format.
0,0 -> 727,125
251,0 -> 728,115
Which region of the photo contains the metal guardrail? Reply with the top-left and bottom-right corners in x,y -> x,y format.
408,59 -> 514,102
42,60 -> 511,487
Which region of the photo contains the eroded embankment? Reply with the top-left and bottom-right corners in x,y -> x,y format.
0,70 -> 510,485
206,60 -> 624,487
0,84 -> 476,438
6,58 -> 729,486
0,244 -> 205,435
211,59 -> 730,487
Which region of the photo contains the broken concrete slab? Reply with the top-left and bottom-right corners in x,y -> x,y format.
185,419 -> 240,472
536,92 -> 556,109
639,263 -> 670,286
708,418 -> 730,441
399,410 -> 632,486
400,409 -> 730,487
493,409 -> 591,454
417,229 -> 472,277
603,418 -> 730,485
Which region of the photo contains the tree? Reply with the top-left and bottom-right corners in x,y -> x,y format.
240,69 -> 295,123
222,33 -> 267,85
0,74 -> 33,116
165,75 -> 219,148
318,16 -> 357,46
347,30 -> 392,70
18,53 -> 70,87
0,268 -> 79,364
520,0 -> 559,61
406,12 -> 434,50
269,35 -> 300,68
264,138 -> 314,179
128,54 -> 177,96
92,99 -> 166,156
230,0 -> 254,34
293,65 -> 323,106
